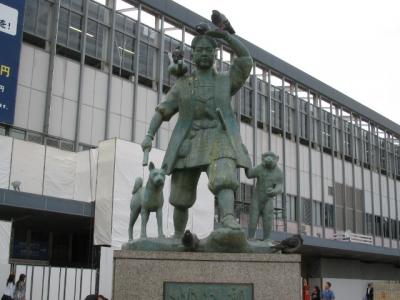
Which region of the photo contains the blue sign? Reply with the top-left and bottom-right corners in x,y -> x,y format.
0,0 -> 25,124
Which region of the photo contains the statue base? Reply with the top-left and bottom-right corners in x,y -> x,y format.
113,250 -> 301,300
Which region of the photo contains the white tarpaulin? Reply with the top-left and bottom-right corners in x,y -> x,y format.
73,150 -> 92,202
10,139 -> 45,194
0,221 -> 11,263
93,139 -> 116,245
43,147 -> 76,199
99,247 -> 114,300
89,149 -> 98,201
0,136 -> 12,188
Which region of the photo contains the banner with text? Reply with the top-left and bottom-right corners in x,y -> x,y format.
0,0 -> 25,124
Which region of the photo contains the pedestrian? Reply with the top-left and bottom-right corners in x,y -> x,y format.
365,282 -> 373,300
14,274 -> 26,300
311,286 -> 321,300
1,273 -> 15,300
303,279 -> 311,300
321,282 -> 335,300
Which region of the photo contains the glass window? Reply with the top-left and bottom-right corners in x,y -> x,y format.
286,195 -> 297,222
37,0 -> 50,39
24,0 -> 38,34
324,203 -> 334,228
375,216 -> 381,236
366,213 -> 373,235
302,198 -> 312,225
88,1 -> 99,19
313,201 -> 322,226
57,8 -> 69,46
70,0 -> 83,12
68,13 -> 82,50
115,13 -> 125,32
86,19 -> 98,57
122,35 -> 135,71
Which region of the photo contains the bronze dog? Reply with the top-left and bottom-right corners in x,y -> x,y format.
128,162 -> 166,241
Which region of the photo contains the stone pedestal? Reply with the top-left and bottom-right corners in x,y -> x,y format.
113,250 -> 301,300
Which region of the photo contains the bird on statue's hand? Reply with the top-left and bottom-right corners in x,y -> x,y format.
211,10 -> 235,34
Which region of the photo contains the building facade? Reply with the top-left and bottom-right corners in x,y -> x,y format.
1,0 -> 399,298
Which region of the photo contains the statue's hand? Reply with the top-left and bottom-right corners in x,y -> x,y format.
141,135 -> 153,153
266,188 -> 275,197
206,30 -> 228,39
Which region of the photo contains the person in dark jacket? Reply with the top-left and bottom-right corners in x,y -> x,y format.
366,283 -> 374,300
311,286 -> 321,300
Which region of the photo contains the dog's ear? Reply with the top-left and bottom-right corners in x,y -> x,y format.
149,161 -> 155,171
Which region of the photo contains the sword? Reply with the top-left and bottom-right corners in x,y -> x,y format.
216,108 -> 227,131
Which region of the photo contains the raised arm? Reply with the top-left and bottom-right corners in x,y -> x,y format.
207,30 -> 253,95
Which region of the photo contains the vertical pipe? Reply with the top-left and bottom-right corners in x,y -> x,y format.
376,126 -> 384,246
339,108 -> 347,231
104,0 -> 117,140
63,268 -> 67,300
329,101 -> 337,234
267,70 -> 272,151
155,15 -> 165,148
294,84 -> 302,234
318,95 -> 326,238
131,4 -> 142,142
281,77 -> 287,232
350,113 -> 357,232
79,268 -> 83,300
73,268 -> 77,300
29,266 -> 34,300
368,122 -> 376,245
41,266 -> 45,300
58,267 -> 61,300
392,135 -> 400,248
46,267 -> 51,300
359,118 -> 367,234
43,0 -> 61,135
307,91 -> 314,236
384,131 -> 392,248
252,64 -> 257,165
74,0 -> 90,151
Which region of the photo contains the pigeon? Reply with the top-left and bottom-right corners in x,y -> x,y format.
270,234 -> 303,253
171,46 -> 184,64
211,10 -> 235,34
181,230 -> 200,251
195,22 -> 210,35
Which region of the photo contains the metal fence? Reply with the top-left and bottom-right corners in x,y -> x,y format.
11,264 -> 96,300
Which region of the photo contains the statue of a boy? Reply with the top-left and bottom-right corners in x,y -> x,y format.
141,26 -> 253,237
246,152 -> 283,241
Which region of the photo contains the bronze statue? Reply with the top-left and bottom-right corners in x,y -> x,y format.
128,162 -> 166,240
246,152 -> 283,241
141,23 -> 253,238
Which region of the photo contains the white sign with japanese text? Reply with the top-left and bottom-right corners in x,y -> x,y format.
0,3 -> 18,36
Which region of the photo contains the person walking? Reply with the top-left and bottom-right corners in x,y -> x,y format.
311,286 -> 321,300
303,279 -> 311,300
13,274 -> 26,300
1,273 -> 15,300
365,282 -> 374,300
321,282 -> 335,300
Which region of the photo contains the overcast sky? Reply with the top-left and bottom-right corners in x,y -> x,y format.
173,0 -> 400,124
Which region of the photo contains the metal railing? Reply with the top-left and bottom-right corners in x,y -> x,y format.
9,264 -> 96,300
